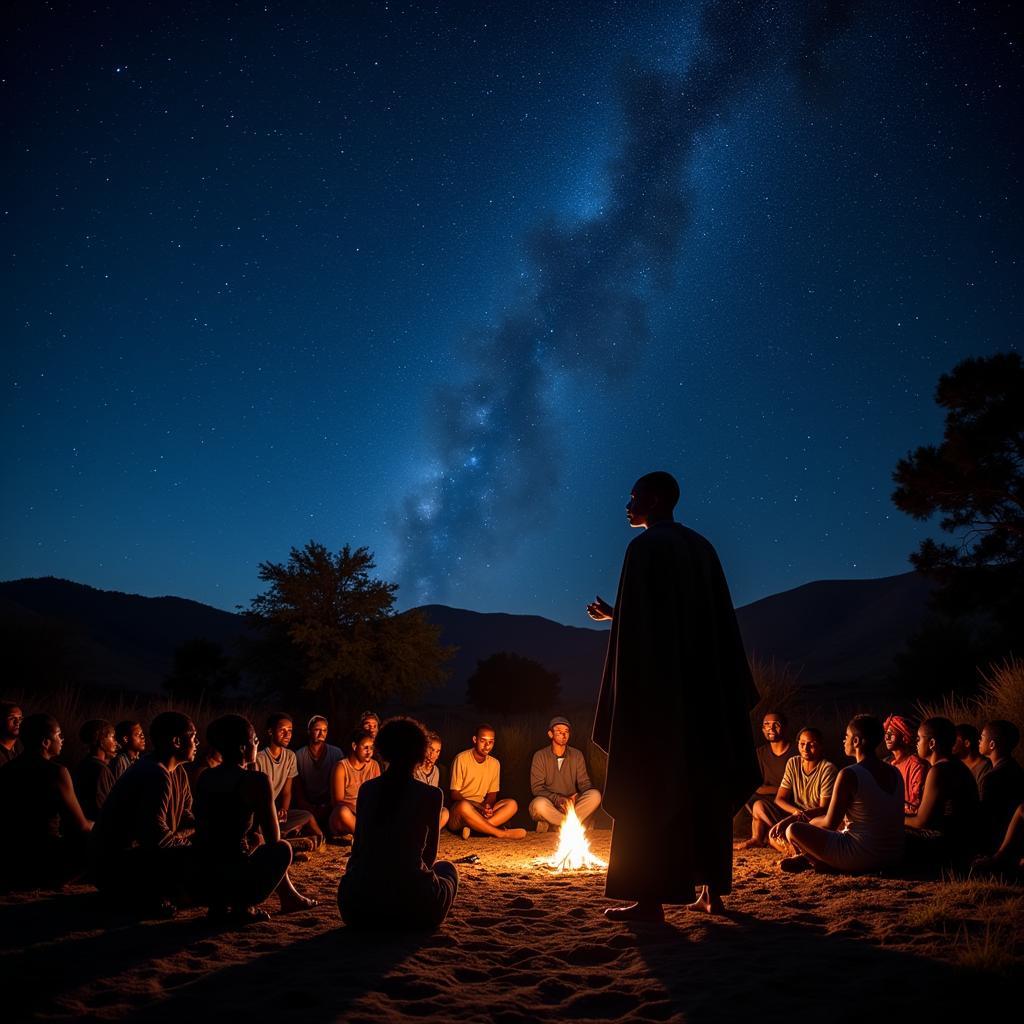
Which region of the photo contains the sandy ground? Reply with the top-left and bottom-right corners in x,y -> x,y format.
3,831 -> 1021,1023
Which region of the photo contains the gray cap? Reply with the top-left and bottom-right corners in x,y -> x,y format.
548,716 -> 571,730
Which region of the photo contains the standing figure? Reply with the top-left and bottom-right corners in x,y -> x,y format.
588,471 -> 759,921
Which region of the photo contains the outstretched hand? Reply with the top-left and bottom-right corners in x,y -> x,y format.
586,595 -> 614,622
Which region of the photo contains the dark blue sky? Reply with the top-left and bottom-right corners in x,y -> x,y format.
3,2 -> 1020,624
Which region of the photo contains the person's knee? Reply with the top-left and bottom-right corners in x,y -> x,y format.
528,797 -> 551,820
504,798 -> 518,814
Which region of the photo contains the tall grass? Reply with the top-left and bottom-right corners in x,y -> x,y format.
916,655 -> 1024,731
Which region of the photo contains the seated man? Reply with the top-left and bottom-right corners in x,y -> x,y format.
329,727 -> 381,837
782,715 -> 905,874
92,711 -> 198,914
953,723 -> 992,791
72,719 -> 117,820
0,713 -> 93,887
295,714 -> 345,830
737,711 -> 793,849
360,711 -> 383,764
529,716 -> 601,832
109,720 -> 146,782
752,728 -> 837,852
905,716 -> 981,868
0,700 -> 23,766
448,724 -> 525,840
414,730 -> 449,830
255,712 -> 324,847
884,714 -> 929,815
978,720 -> 1024,853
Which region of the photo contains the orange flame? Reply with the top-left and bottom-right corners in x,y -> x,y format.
546,803 -> 606,872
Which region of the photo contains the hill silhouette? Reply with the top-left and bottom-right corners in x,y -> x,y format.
0,572 -> 932,700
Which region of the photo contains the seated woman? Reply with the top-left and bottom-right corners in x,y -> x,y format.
329,727 -> 380,838
194,714 -> 317,924
414,731 -> 450,831
338,717 -> 459,930
780,715 -> 904,874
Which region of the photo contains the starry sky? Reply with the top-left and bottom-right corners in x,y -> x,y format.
3,1 -> 1020,625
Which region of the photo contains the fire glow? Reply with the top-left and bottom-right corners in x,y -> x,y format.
545,804 -> 607,872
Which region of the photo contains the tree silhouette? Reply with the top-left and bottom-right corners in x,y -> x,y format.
164,637 -> 239,702
891,352 -> 1023,692
243,541 -> 452,715
466,651 -> 560,713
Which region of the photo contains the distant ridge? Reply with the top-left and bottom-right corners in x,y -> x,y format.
0,572 -> 933,700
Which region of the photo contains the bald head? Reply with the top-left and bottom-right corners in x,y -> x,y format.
626,471 -> 680,528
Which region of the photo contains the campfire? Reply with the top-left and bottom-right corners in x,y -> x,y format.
545,803 -> 607,872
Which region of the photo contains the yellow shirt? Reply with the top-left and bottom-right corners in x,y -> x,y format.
449,750 -> 500,803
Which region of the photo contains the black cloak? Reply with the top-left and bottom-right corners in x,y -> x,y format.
593,521 -> 759,902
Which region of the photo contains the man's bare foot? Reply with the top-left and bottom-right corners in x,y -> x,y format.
735,838 -> 766,850
604,901 -> 664,923
460,826 -> 471,840
278,891 -> 319,913
686,890 -> 725,914
499,828 -> 527,839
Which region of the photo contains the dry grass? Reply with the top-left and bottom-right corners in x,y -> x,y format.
916,655 -> 1024,731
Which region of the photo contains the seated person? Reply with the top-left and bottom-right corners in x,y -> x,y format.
109,720 -> 146,782
360,710 -> 382,763
905,717 -> 981,868
255,712 -> 323,846
414,730 -> 449,830
294,714 -> 344,829
338,717 -> 459,929
194,714 -> 317,923
528,716 -> 601,832
92,711 -> 198,915
0,713 -> 93,887
780,715 -> 904,873
978,720 -> 1024,853
972,802 -> 1024,880
329,727 -> 381,836
188,745 -> 223,788
751,729 -> 837,852
0,700 -> 23,766
884,714 -> 929,815
953,723 -> 992,791
448,725 -> 525,840
737,710 -> 792,849
72,719 -> 117,820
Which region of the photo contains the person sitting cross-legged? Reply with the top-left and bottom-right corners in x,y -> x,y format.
194,714 -> 317,924
338,717 -> 459,929
779,715 -> 905,874
109,719 -> 146,783
255,712 -> 323,848
72,719 -> 117,821
904,716 -> 981,870
761,729 -> 838,854
93,711 -> 199,916
884,714 -> 929,815
329,728 -> 381,838
978,720 -> 1024,854
448,725 -> 525,840
414,730 -> 449,830
737,710 -> 793,849
0,713 -> 93,888
529,716 -> 601,832
294,715 -> 344,831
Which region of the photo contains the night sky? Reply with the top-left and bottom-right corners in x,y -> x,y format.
3,2 -> 1020,625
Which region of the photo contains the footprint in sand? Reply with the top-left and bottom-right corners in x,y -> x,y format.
536,978 -> 574,1001
453,966 -> 489,983
503,946 -> 541,965
563,990 -> 640,1018
557,943 -> 623,966
379,978 -> 443,1000
508,895 -> 534,909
